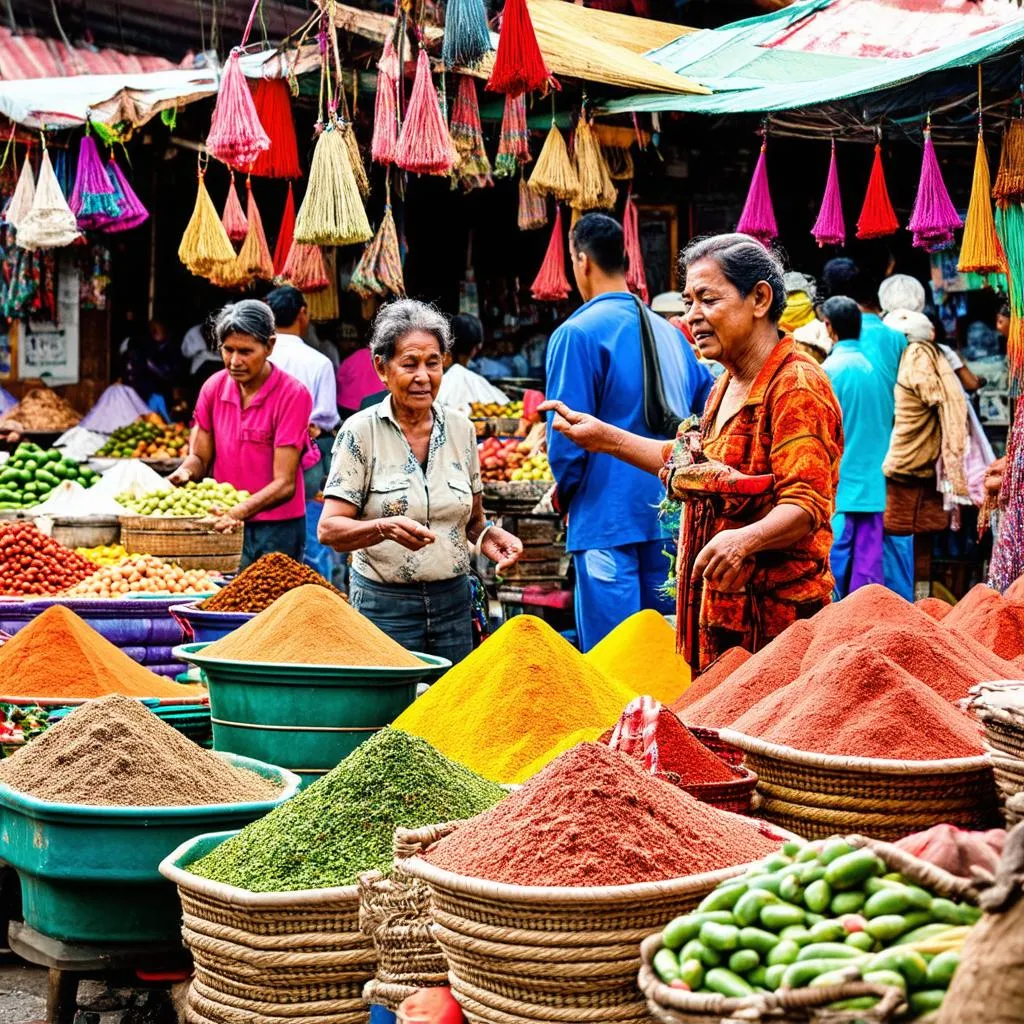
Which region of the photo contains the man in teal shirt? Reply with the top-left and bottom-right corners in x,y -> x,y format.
820,297 -> 889,598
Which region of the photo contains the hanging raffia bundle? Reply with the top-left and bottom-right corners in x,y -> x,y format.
572,117 -> 616,212
305,248 -> 340,320
531,205 -> 571,301
207,253 -> 251,291
234,178 -> 274,280
450,76 -> 493,190
17,148 -> 81,250
395,48 -> 455,176
178,160 -> 236,277
959,82 -> 1004,275
811,140 -> 845,248
248,78 -> 301,179
994,119 -> 1024,202
909,126 -> 962,252
4,153 -> 35,229
293,118 -> 372,246
518,176 -> 547,230
528,121 -> 579,201
372,35 -> 401,166
856,143 -> 899,240
221,172 -> 248,242
735,136 -> 777,245
272,181 -> 296,275
623,193 -> 648,304
281,240 -> 330,292
495,93 -> 530,178
351,202 -> 406,299
344,119 -> 370,198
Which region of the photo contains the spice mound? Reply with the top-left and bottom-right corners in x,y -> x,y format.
423,743 -> 779,887
0,386 -> 80,432
187,728 -> 505,892
393,615 -> 636,783
672,646 -> 751,713
0,605 -> 204,700
943,583 -> 1024,661
917,596 -> 952,621
0,694 -> 279,806
200,552 -> 344,613
730,645 -> 984,760
203,585 -> 422,667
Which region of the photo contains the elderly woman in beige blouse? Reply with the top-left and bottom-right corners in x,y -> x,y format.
319,300 -> 522,664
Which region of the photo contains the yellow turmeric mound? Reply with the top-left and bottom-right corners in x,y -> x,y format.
392,615 -> 636,783
585,610 -> 690,704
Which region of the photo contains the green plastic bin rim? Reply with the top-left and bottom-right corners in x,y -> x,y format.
0,752 -> 300,823
173,641 -> 451,678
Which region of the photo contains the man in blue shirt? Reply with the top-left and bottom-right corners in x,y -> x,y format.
820,297 -> 889,599
545,213 -> 714,651
823,258 -> 913,600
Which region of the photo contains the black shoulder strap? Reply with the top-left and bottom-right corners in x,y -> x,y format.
634,294 -> 683,439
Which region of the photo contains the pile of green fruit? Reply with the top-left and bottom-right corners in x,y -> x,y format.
651,837 -> 978,1017
0,443 -> 99,510
96,417 -> 189,460
117,479 -> 249,517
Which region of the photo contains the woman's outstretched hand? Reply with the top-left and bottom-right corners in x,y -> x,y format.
538,400 -> 612,454
480,526 -> 523,573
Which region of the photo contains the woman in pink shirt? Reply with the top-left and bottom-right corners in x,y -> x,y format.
170,300 -> 314,567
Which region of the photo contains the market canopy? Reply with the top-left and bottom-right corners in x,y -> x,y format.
600,0 -> 1024,115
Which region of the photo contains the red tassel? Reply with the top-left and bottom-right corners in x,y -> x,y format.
281,240 -> 330,292
531,205 -> 571,301
811,140 -> 845,248
206,50 -> 270,170
487,0 -> 551,97
395,49 -> 455,176
856,144 -> 899,240
221,172 -> 248,242
372,36 -> 400,165
248,79 -> 301,179
736,141 -> 777,245
623,194 -> 648,305
273,182 -> 296,276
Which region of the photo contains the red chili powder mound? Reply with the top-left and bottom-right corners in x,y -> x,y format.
672,647 -> 752,712
730,646 -> 984,760
617,709 -> 737,785
917,597 -> 952,621
1006,575 -> 1024,603
682,621 -> 817,728
423,743 -> 780,886
942,584 -> 1024,662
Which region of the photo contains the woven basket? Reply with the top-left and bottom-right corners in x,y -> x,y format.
687,726 -> 744,768
680,765 -> 758,815
399,818 -> 793,1024
719,729 -> 999,841
120,514 -> 243,573
639,833 -> 979,1024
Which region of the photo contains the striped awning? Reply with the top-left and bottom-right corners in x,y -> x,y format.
0,27 -> 174,80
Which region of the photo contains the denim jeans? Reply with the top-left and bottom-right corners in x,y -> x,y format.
241,516 -> 306,568
348,571 -> 473,666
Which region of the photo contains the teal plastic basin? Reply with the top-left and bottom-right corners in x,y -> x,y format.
0,753 -> 299,944
174,642 -> 450,788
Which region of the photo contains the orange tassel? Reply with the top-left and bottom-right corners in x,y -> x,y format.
236,178 -> 274,281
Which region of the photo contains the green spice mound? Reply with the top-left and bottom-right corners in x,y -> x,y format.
186,728 -> 506,892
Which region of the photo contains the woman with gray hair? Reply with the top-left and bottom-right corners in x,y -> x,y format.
169,299 -> 315,566
319,299 -> 522,664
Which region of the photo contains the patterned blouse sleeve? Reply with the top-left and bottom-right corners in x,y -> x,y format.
767,364 -> 842,530
323,416 -> 372,510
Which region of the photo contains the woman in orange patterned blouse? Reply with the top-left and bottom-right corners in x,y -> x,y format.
541,234 -> 843,672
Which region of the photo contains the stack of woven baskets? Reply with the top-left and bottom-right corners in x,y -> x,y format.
119,514 -> 243,573
717,728 -> 999,841
160,831 -> 376,1024
970,681 -> 1024,826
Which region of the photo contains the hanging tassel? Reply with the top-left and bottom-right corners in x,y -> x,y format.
293,118 -> 372,246
221,172 -> 248,242
518,175 -> 547,230
178,161 -> 236,277
994,120 -> 1024,203
623,194 -> 648,305
909,125 -> 963,253
17,147 -> 80,250
395,48 -> 455,176
856,143 -> 899,240
443,0 -> 493,69
273,182 -> 296,275
248,78 -> 301,179
206,49 -> 270,169
351,204 -> 406,299
102,155 -> 149,233
69,133 -> 120,229
531,205 -> 571,301
371,35 -> 400,166
572,117 -> 616,212
811,140 -> 845,248
487,0 -> 550,96
995,122 -> 1024,388
235,178 -> 274,280
5,153 -> 35,230
343,119 -> 370,198
960,80 -> 1004,275
450,75 -> 493,190
281,240 -> 330,292
529,121 -> 579,201
735,137 -> 777,245
306,248 -> 340,320
494,93 -> 530,178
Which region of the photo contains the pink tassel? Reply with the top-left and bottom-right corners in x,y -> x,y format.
811,140 -> 845,248
221,172 -> 248,242
909,127 -> 963,252
736,140 -> 777,245
372,36 -> 400,165
531,205 -> 571,301
623,194 -> 648,304
394,49 -> 455,176
206,49 -> 270,169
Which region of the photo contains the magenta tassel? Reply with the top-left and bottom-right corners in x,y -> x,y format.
206,50 -> 271,170
736,142 -> 777,245
812,140 -> 846,248
909,128 -> 963,253
69,134 -> 120,230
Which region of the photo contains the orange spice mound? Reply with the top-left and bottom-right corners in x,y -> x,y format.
916,596 -> 952,621
672,646 -> 751,713
203,584 -> 423,667
1005,575 -> 1024,603
942,583 -> 1024,662
0,605 -> 203,700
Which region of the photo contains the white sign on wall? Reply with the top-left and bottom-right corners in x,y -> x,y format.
18,259 -> 80,385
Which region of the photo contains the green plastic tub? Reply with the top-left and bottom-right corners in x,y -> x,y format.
174,642 -> 450,788
0,753 -> 300,944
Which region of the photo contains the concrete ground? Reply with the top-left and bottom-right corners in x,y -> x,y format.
0,963 -> 46,1024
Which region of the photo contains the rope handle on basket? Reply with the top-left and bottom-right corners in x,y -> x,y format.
846,834 -> 982,904
393,819 -> 465,861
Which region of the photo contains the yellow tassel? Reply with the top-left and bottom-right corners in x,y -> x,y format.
305,248 -> 340,320
572,118 -> 617,212
344,122 -> 370,199
529,123 -> 579,202
959,133 -> 1005,274
294,120 -> 372,247
994,119 -> 1024,202
178,168 -> 236,278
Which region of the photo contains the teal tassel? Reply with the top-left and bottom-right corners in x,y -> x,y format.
442,0 -> 493,68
